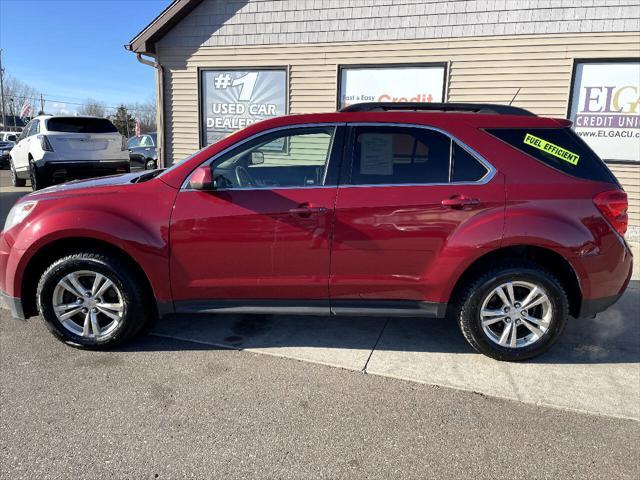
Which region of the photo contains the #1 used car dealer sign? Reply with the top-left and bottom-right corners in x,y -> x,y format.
201,69 -> 286,145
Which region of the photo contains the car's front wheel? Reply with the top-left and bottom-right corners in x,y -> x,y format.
455,263 -> 568,361
36,252 -> 154,348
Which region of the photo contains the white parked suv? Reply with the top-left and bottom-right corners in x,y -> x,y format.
9,115 -> 130,190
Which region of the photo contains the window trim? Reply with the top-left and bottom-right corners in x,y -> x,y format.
181,123 -> 346,191
341,122 -> 496,188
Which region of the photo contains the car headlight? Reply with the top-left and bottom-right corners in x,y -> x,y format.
3,201 -> 38,232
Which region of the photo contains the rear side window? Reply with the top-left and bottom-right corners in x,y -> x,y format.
349,126 -> 489,185
451,143 -> 488,182
486,128 -> 618,184
46,117 -> 118,134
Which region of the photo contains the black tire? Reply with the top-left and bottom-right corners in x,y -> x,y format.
29,160 -> 49,191
36,252 -> 154,349
10,160 -> 26,187
145,159 -> 157,170
454,262 -> 569,361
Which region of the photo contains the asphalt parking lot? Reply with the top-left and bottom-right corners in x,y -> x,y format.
1,169 -> 639,479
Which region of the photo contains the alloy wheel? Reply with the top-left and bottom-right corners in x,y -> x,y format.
479,280 -> 552,348
51,270 -> 125,340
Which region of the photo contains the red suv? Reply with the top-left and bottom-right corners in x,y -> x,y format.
0,103 -> 632,361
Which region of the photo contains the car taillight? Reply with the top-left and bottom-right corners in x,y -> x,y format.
38,134 -> 53,152
121,136 -> 127,151
593,189 -> 628,236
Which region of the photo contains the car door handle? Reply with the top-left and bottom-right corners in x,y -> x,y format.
441,195 -> 481,209
289,203 -> 327,217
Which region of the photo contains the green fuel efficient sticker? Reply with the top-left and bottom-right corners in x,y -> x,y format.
523,133 -> 580,165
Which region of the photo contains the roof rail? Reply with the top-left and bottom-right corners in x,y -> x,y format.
340,102 -> 536,116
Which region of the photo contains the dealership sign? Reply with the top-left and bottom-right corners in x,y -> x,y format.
201,69 -> 286,145
339,65 -> 446,108
569,62 -> 640,162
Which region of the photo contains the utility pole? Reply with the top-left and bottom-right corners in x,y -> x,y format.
40,93 -> 44,114
0,49 -> 6,130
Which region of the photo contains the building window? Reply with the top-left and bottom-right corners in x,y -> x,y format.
338,64 -> 446,109
569,60 -> 640,162
200,69 -> 287,147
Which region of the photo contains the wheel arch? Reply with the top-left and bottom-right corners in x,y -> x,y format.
20,236 -> 157,318
449,245 -> 582,318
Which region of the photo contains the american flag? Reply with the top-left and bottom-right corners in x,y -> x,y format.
19,100 -> 32,119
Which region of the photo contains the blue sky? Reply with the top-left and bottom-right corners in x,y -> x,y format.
0,0 -> 172,115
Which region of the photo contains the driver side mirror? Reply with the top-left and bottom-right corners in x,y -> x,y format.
188,165 -> 214,190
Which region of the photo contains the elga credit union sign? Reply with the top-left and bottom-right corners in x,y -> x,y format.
339,65 -> 446,108
569,62 -> 640,162
201,69 -> 286,145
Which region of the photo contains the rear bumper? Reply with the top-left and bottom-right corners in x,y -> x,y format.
41,160 -> 130,179
578,293 -> 624,319
0,289 -> 26,320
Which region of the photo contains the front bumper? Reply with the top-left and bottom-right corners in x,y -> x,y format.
41,160 -> 130,180
0,289 -> 26,320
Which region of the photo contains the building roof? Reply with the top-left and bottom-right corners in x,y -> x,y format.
125,0 -> 203,55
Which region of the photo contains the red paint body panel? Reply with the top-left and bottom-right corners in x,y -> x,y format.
169,187 -> 336,301
330,175 -> 506,303
1,174 -> 177,302
0,111 -> 632,321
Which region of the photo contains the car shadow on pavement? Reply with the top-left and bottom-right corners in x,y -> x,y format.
116,281 -> 640,365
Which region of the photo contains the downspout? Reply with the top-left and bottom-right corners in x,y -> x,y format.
135,53 -> 165,168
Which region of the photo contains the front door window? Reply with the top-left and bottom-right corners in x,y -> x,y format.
209,126 -> 336,189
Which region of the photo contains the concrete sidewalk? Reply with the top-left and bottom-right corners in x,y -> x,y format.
154,280 -> 640,421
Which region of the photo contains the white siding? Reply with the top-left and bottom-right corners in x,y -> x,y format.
157,0 -> 640,48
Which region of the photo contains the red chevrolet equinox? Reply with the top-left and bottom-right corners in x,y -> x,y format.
0,103 -> 633,361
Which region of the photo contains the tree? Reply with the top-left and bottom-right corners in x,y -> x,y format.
78,98 -> 106,117
126,97 -> 157,133
111,105 -> 135,137
2,74 -> 39,118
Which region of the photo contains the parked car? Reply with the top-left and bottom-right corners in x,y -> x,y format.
8,115 -> 130,190
0,131 -> 19,142
0,139 -> 15,168
127,133 -> 158,170
0,103 -> 632,361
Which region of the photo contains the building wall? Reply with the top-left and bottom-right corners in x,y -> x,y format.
158,0 -> 640,47
156,31 -> 640,226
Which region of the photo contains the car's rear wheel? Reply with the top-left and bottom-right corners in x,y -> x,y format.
145,159 -> 157,170
29,160 -> 49,191
36,252 -> 153,348
455,263 -> 568,361
10,160 -> 26,187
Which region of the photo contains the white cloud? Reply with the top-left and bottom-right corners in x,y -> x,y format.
49,102 -> 76,116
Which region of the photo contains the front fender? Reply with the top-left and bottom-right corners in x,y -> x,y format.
5,184 -> 175,303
